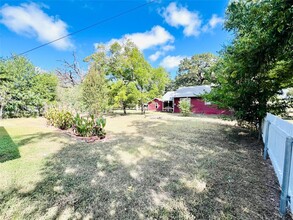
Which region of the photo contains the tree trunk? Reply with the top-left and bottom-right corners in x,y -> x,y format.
141,103 -> 145,114
123,105 -> 126,115
0,105 -> 3,119
258,117 -> 263,141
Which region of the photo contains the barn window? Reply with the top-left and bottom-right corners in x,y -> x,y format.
155,102 -> 158,109
205,101 -> 212,105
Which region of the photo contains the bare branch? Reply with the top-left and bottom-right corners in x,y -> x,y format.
56,52 -> 85,87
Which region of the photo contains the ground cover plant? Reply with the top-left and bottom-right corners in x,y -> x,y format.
0,114 -> 286,219
73,114 -> 106,138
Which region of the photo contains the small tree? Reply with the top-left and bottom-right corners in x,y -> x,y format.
82,65 -> 108,115
179,98 -> 191,116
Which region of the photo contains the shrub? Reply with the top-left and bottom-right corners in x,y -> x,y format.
45,107 -> 73,130
179,98 -> 191,116
55,110 -> 73,130
73,114 -> 106,138
45,107 -> 58,126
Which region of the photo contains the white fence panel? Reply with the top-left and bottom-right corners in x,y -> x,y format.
262,113 -> 293,214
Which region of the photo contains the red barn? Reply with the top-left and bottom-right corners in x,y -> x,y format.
148,85 -> 231,115
148,98 -> 163,111
173,85 -> 230,115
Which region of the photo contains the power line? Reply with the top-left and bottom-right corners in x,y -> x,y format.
17,0 -> 155,56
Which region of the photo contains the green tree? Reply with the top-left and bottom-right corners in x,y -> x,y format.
206,0 -> 293,134
130,49 -> 170,113
0,56 -> 58,118
110,80 -> 139,114
89,40 -> 169,114
149,67 -> 170,99
175,53 -> 217,89
32,73 -> 58,115
0,59 -> 12,118
82,65 -> 108,115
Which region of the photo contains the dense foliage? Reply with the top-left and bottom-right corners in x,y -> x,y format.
167,53 -> 217,91
179,98 -> 191,116
206,0 -> 293,130
87,41 -> 170,114
45,107 -> 106,138
81,64 -> 108,115
45,107 -> 73,130
176,53 -> 217,88
0,56 -> 58,118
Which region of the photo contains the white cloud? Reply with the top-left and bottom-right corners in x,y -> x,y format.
161,2 -> 202,37
0,3 -> 73,50
149,51 -> 163,62
125,26 -> 174,50
202,14 -> 224,32
209,14 -> 224,28
149,44 -> 175,62
95,25 -> 174,52
160,55 -> 185,70
162,44 -> 175,52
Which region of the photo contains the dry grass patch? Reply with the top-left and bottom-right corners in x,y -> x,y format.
0,114 -> 286,219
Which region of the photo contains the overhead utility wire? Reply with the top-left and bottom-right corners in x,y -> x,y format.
17,0 -> 155,56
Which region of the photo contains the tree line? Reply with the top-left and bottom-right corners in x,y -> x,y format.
0,41 -> 170,118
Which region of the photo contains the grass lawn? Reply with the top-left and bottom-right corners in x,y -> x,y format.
0,113 -> 283,219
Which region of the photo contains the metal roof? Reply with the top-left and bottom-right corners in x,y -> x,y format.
162,91 -> 175,101
173,85 -> 211,98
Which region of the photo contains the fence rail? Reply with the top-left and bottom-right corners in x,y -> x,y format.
262,113 -> 293,216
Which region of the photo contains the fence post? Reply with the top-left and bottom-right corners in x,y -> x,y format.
263,120 -> 271,160
280,137 -> 293,216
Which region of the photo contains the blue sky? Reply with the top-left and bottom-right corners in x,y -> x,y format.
0,0 -> 231,77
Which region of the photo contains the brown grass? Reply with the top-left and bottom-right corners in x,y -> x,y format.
0,113 -> 287,219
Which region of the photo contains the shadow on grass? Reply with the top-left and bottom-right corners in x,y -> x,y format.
16,131 -> 65,147
0,119 -> 285,219
0,127 -> 20,163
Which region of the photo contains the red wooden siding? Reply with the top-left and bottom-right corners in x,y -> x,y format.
174,97 -> 231,115
148,99 -> 163,111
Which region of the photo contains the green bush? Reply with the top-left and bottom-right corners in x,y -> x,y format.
45,107 -> 73,130
179,98 -> 191,116
45,107 -> 58,126
73,114 -> 106,138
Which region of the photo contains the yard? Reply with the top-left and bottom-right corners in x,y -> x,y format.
0,113 -> 282,219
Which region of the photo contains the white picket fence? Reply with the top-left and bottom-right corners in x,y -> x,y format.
262,113 -> 293,215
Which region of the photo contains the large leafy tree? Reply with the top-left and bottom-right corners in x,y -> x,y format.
88,40 -> 169,114
129,47 -> 169,113
0,56 -> 58,118
174,53 -> 217,89
207,0 -> 293,133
